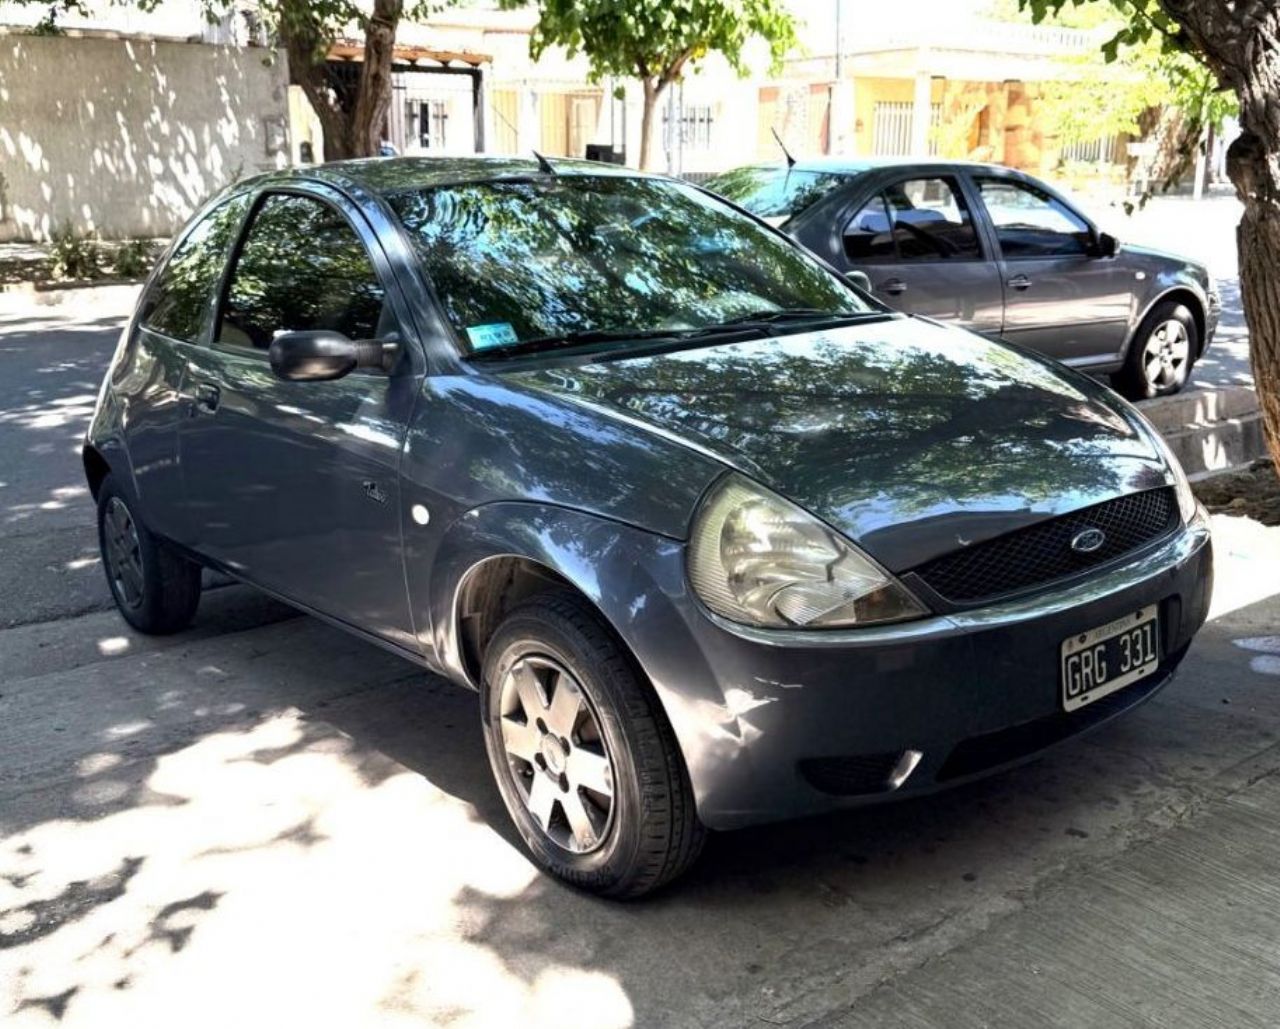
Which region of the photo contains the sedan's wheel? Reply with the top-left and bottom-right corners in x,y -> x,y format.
481,589 -> 705,898
1114,301 -> 1199,400
96,474 -> 202,634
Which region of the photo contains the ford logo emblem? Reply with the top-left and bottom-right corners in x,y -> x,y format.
1071,527 -> 1107,554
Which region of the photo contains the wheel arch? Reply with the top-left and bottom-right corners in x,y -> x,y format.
1128,286 -> 1207,358
452,553 -> 581,689
83,444 -> 113,500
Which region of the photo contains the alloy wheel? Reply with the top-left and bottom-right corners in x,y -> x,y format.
497,654 -> 616,854
1142,319 -> 1190,391
103,496 -> 145,609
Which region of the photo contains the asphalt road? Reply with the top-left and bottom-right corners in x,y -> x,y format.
0,298 -> 123,628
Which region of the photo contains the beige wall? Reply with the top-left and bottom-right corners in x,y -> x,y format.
0,34 -> 290,241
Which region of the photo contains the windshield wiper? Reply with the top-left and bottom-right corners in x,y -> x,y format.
465,310 -> 886,362
714,307 -> 878,327
465,326 -> 700,361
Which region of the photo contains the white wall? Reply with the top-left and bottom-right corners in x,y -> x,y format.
0,34 -> 290,241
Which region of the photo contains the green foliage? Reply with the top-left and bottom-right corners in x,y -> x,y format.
500,0 -> 798,87
49,222 -> 102,281
1007,0 -> 1234,141
112,239 -> 157,279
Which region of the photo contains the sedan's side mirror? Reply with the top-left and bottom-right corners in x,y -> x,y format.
1092,231 -> 1119,259
268,330 -> 392,382
845,269 -> 873,293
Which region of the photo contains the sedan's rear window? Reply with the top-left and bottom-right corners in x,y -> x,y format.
388,175 -> 872,354
705,167 -> 852,223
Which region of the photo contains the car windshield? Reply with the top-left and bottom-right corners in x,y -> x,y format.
705,166 -> 853,224
387,175 -> 873,355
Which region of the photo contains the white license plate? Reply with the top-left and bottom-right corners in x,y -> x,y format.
1061,605 -> 1160,712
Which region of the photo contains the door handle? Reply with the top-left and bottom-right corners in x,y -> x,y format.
879,278 -> 908,296
1007,274 -> 1032,291
191,382 -> 221,414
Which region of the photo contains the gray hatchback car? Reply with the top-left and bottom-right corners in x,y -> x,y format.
87,157 -> 1212,897
708,159 -> 1221,399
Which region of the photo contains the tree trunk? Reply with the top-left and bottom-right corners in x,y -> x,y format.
1159,0 -> 1280,470
638,77 -> 666,172
278,0 -> 403,162
1230,134 -> 1280,469
351,0 -> 403,157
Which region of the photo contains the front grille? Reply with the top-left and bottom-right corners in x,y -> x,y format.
912,487 -> 1179,606
798,752 -> 904,796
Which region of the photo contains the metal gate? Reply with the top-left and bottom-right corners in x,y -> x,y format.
872,101 -> 942,156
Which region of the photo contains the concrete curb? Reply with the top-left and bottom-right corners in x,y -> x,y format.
1139,385 -> 1265,476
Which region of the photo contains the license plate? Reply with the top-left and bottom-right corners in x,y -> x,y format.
1061,605 -> 1160,712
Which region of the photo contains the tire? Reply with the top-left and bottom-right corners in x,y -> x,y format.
480,589 -> 705,898
97,474 -> 201,634
1113,300 -> 1199,400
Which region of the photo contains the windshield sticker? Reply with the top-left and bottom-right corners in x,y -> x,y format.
466,322 -> 519,350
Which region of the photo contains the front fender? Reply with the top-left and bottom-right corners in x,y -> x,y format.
420,502 -> 755,824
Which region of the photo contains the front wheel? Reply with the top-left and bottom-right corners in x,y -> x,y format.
97,474 -> 201,634
480,590 -> 705,898
1113,301 -> 1199,400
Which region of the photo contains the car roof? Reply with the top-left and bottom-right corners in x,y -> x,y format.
242,155 -> 657,199
718,157 -> 1026,177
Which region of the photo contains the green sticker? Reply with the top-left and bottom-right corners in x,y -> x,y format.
465,322 -> 519,350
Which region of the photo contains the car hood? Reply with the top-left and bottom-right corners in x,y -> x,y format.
503,317 -> 1173,571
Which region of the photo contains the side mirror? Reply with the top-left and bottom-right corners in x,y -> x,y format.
268,330 -> 391,382
1092,231 -> 1119,258
845,269 -> 873,293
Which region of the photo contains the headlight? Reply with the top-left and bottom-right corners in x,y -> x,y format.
1143,423 -> 1198,524
687,474 -> 928,629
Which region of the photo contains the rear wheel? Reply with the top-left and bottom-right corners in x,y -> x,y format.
1114,300 -> 1199,400
480,590 -> 705,898
97,475 -> 201,634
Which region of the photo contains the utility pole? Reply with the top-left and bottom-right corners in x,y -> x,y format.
835,0 -> 844,80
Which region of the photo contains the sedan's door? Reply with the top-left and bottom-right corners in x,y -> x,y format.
834,174 -> 1004,336
970,175 -> 1132,366
178,187 -> 421,650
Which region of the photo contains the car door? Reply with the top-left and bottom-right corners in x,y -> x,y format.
123,192 -> 252,544
178,186 -> 421,651
834,174 -> 1004,336
970,175 -> 1132,366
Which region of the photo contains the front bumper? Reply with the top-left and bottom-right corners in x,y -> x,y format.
627,518 -> 1212,831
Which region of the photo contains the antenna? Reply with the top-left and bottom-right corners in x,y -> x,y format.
532,150 -> 557,175
771,127 -> 797,168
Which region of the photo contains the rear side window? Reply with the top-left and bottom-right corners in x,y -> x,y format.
217,194 -> 389,351
707,167 -> 853,223
140,193 -> 250,343
843,177 -> 981,263
976,178 -> 1092,258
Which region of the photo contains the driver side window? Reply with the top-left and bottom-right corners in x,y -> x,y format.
843,177 -> 981,264
218,193 -> 390,352
976,178 -> 1092,258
